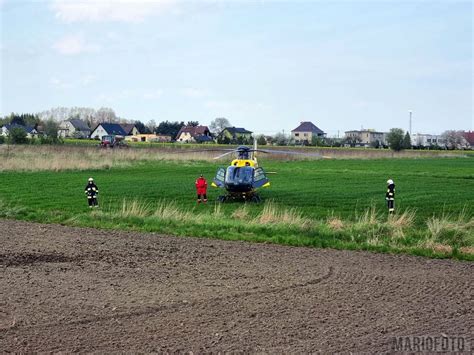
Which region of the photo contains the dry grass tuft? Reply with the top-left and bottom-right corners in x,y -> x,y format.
213,203 -> 223,217
367,236 -> 381,246
120,199 -> 151,218
426,216 -> 449,239
426,213 -> 473,239
356,206 -> 380,226
386,209 -> 416,239
430,243 -> 453,254
459,246 -> 474,255
387,209 -> 416,229
327,217 -> 344,231
231,206 -> 249,220
154,200 -> 193,221
257,200 -> 311,228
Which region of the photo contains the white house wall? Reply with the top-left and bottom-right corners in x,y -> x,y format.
91,126 -> 109,139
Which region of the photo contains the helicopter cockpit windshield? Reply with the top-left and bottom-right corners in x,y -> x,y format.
225,166 -> 254,185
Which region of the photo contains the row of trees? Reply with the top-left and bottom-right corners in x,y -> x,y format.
255,129 -> 471,151
0,113 -> 41,128
386,129 -> 471,151
0,126 -> 61,145
1,109 -> 471,150
1,108 -> 234,138
143,118 -> 231,138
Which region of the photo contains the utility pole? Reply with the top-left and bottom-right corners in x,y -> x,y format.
409,110 -> 413,136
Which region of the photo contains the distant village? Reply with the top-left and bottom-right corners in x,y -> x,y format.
0,107 -> 473,150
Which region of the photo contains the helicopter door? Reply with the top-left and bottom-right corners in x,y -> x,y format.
213,167 -> 226,188
253,167 -> 269,188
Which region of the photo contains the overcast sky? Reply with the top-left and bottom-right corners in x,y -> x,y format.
0,0 -> 472,136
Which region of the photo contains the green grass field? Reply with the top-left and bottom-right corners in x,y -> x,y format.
0,148 -> 472,260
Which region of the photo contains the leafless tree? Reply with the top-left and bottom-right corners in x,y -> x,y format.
441,130 -> 469,149
209,117 -> 231,134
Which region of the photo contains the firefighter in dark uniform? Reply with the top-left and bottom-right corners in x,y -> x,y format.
85,177 -> 99,208
386,179 -> 395,214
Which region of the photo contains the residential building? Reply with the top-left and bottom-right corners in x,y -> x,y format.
90,123 -> 127,139
217,127 -> 253,143
1,124 -> 38,138
291,121 -> 325,144
344,129 -> 386,147
125,134 -> 172,143
58,119 -> 91,138
121,124 -> 140,136
411,133 -> 445,147
176,125 -> 213,143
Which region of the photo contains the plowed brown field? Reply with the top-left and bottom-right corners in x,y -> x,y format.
0,220 -> 472,352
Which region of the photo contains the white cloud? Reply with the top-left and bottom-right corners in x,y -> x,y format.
181,87 -> 210,98
49,77 -> 73,89
143,89 -> 164,100
48,75 -> 96,89
98,89 -> 164,102
52,34 -> 100,55
204,100 -> 232,110
51,0 -> 176,23
81,75 -> 96,86
106,31 -> 120,41
204,100 -> 271,111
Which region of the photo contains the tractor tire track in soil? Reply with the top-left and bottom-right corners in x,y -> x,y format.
0,219 -> 472,352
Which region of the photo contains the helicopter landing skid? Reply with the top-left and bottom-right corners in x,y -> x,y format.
218,191 -> 261,203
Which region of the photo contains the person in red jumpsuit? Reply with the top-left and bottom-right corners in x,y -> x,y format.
195,174 -> 208,204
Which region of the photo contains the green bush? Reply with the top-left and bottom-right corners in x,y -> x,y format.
39,135 -> 64,145
8,127 -> 28,144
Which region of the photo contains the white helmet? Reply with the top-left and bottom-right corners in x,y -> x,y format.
387,179 -> 394,185
88,177 -> 94,182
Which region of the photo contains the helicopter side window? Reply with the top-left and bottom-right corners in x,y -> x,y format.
225,166 -> 254,184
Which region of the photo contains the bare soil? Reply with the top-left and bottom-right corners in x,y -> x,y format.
0,219 -> 472,353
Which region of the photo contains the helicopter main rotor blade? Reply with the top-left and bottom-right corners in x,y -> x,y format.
213,150 -> 237,160
255,149 -> 323,157
162,148 -> 235,154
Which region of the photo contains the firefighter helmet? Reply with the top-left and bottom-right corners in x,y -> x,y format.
88,177 -> 94,182
387,179 -> 394,185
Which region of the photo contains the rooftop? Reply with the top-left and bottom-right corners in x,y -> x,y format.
291,121 -> 324,134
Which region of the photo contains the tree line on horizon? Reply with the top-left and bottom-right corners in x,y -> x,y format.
0,107 -> 471,150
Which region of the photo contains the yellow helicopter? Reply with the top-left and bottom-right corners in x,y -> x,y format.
210,141 -> 323,203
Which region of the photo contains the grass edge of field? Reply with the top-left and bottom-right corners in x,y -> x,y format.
1,199 -> 472,262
